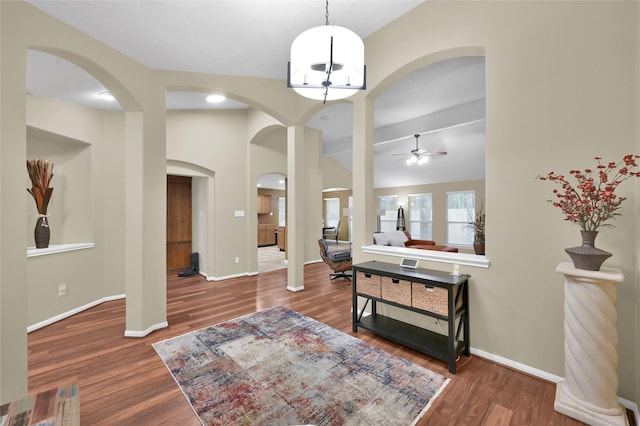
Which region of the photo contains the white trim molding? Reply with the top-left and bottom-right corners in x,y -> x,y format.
27,243 -> 95,258
124,321 -> 169,338
362,244 -> 490,268
205,271 -> 258,281
27,294 -> 125,333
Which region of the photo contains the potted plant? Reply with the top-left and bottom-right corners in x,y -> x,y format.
468,203 -> 485,255
537,155 -> 640,270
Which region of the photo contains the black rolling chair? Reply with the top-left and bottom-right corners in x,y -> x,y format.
318,239 -> 352,281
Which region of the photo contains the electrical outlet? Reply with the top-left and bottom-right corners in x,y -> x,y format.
58,284 -> 67,296
235,257 -> 240,264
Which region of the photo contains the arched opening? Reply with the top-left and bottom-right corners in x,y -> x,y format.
306,54 -> 485,255
256,172 -> 287,273
372,55 -> 486,254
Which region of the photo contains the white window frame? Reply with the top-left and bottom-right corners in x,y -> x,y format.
377,195 -> 398,232
278,197 -> 286,227
446,191 -> 475,246
408,193 -> 432,240
324,198 -> 340,228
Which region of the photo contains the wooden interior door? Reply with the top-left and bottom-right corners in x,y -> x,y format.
166,175 -> 192,269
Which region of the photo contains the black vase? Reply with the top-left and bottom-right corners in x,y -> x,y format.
34,216 -> 50,249
565,230 -> 611,271
473,234 -> 485,255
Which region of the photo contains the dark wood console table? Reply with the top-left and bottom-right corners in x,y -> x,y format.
352,260 -> 470,373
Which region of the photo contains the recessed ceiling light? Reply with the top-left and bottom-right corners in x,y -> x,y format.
206,94 -> 226,103
98,91 -> 115,101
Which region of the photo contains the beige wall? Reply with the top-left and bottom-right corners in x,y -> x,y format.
0,0 -> 637,410
354,0 -> 638,402
322,156 -> 352,190
25,97 -> 125,328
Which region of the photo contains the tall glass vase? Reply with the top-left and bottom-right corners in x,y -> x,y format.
565,230 -> 611,271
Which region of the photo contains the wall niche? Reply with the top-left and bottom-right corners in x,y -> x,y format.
26,126 -> 92,248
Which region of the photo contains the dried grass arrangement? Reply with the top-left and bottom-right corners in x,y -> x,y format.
27,159 -> 54,215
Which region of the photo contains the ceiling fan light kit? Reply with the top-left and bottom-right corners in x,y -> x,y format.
287,0 -> 366,103
406,155 -> 429,166
395,133 -> 447,166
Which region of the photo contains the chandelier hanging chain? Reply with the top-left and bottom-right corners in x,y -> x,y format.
325,0 -> 330,25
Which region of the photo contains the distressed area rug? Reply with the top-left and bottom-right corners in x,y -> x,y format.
153,306 -> 449,425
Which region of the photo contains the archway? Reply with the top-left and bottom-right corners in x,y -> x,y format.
256,172 -> 287,273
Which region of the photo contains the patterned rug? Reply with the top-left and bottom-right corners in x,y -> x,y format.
0,382 -> 79,425
153,306 -> 449,425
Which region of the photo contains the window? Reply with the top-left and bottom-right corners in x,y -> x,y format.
324,198 -> 340,228
377,195 -> 398,232
278,197 -> 286,227
447,191 -> 475,245
409,193 -> 432,240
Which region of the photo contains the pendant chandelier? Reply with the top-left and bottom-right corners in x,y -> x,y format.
287,0 -> 366,103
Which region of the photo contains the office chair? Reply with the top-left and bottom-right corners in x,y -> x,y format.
318,239 -> 352,281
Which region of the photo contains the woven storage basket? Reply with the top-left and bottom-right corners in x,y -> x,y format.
381,276 -> 412,306
412,283 -> 450,315
356,272 -> 381,298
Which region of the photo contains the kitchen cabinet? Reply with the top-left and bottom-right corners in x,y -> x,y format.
257,194 -> 272,214
277,226 -> 286,251
258,224 -> 276,246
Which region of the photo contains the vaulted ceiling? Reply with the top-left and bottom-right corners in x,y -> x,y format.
26,1 -> 485,189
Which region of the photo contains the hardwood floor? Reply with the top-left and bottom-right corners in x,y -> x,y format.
27,263 -> 630,425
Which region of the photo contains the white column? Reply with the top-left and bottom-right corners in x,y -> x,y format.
351,93 -> 375,263
286,125 -> 304,292
555,262 -> 628,426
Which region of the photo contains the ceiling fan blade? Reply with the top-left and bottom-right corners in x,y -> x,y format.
390,133 -> 447,160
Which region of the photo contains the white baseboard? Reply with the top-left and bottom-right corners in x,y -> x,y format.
124,321 -> 168,338
205,271 -> 258,281
27,294 -> 126,333
625,403 -> 640,424
286,285 -> 305,292
471,347 -> 563,383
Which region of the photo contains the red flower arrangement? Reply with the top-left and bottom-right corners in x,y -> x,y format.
537,155 -> 640,231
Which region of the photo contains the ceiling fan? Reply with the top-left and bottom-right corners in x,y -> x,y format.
393,134 -> 447,165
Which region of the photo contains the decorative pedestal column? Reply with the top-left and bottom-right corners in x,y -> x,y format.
555,262 -> 628,426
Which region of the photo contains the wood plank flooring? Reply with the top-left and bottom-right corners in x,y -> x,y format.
27,263 -> 632,425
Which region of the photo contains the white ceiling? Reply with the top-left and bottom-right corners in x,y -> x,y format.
25,1 -> 485,190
